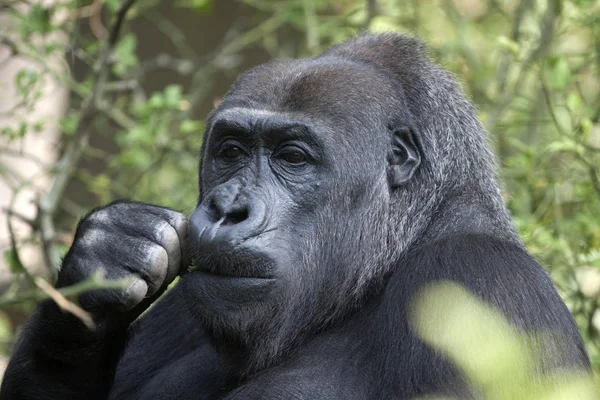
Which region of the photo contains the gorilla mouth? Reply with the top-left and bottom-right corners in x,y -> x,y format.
187,246 -> 276,280
192,271 -> 275,286
188,265 -> 273,280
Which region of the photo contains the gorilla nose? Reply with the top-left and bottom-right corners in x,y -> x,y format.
208,197 -> 249,226
189,186 -> 268,248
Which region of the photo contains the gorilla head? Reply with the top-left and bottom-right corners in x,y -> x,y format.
182,34 -> 516,370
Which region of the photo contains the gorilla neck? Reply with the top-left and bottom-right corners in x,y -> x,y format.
209,310 -> 325,379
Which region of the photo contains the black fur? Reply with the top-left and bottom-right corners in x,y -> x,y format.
0,33 -> 590,400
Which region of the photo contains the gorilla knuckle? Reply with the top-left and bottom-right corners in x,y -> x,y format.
159,224 -> 180,253
169,213 -> 188,237
85,208 -> 112,225
77,227 -> 109,249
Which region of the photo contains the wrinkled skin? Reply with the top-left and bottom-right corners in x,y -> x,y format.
0,34 -> 590,400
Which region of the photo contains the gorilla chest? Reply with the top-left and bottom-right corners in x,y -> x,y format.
138,348 -> 224,400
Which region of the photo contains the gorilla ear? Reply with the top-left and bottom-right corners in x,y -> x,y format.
387,127 -> 421,188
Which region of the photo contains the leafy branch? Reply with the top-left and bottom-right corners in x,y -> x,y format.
0,272 -> 131,330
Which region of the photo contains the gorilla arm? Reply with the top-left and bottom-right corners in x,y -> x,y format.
108,289 -> 222,400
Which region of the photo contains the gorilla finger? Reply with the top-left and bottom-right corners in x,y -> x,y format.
146,208 -> 189,271
116,277 -> 149,311
123,242 -> 169,297
78,273 -> 148,312
166,211 -> 189,270
158,209 -> 188,242
119,214 -> 183,283
157,222 -> 182,283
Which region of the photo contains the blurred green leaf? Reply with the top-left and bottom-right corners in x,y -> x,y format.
113,34 -> 139,75
180,119 -> 204,133
545,140 -> 584,155
163,85 -> 183,107
412,282 -> 599,399
497,36 -> 520,55
175,0 -> 213,12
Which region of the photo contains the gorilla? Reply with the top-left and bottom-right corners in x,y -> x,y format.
0,33 -> 590,399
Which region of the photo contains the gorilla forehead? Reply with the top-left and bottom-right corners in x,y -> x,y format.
215,57 -> 406,130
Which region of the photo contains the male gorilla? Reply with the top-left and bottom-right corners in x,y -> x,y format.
0,33 -> 590,399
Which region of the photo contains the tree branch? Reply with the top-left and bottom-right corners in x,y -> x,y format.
303,0 -> 319,51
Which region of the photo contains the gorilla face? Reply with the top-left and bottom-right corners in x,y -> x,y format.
181,58 -> 421,366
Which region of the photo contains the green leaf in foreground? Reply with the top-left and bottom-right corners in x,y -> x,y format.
411,282 -> 598,400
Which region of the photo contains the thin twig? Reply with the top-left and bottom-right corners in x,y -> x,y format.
303,0 -> 319,51
540,77 -> 600,197
87,0 -> 108,40
487,0 -> 559,159
184,14 -> 285,116
144,11 -> 198,60
0,148 -> 51,169
0,274 -> 131,331
540,77 -> 567,136
35,277 -> 96,330
2,208 -> 36,228
4,173 -> 47,288
365,0 -> 377,29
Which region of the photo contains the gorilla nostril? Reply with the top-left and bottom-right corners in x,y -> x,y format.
223,209 -> 249,226
207,199 -> 221,222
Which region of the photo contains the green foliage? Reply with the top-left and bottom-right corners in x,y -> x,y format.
413,282 -> 599,399
113,34 -> 139,75
104,0 -> 123,14
11,4 -> 54,37
175,0 -> 213,12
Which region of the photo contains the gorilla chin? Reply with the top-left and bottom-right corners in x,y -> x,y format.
182,243 -> 279,312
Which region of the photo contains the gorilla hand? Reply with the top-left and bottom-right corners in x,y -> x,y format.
58,201 -> 188,322
0,201 -> 188,399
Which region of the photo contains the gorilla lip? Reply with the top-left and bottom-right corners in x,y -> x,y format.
192,266 -> 273,280
188,249 -> 276,280
193,269 -> 275,282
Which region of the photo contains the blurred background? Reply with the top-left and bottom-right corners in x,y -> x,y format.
0,0 -> 599,378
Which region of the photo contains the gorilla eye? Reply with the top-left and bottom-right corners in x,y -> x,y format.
220,145 -> 244,161
277,148 -> 308,165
